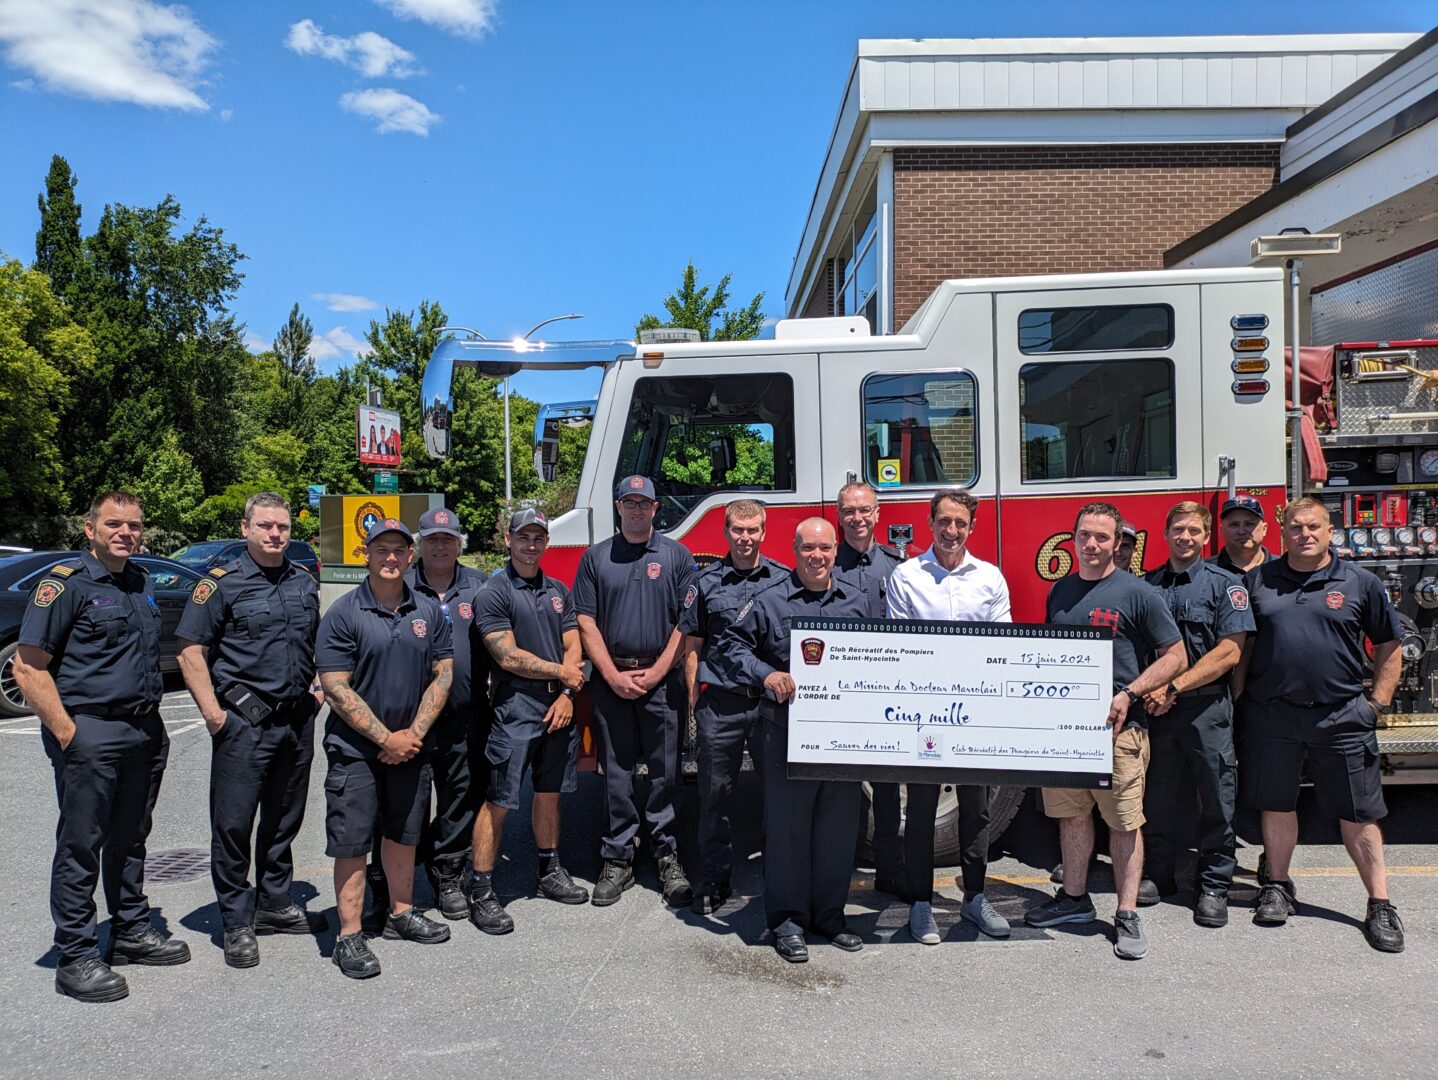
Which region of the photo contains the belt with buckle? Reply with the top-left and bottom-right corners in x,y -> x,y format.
1177,684 -> 1226,700
611,656 -> 657,670
507,677 -> 562,694
708,685 -> 763,700
80,703 -> 157,719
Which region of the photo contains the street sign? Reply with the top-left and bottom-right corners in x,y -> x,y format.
373,471 -> 399,494
307,484 -> 326,508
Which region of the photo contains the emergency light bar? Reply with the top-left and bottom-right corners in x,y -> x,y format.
1250,232 -> 1343,262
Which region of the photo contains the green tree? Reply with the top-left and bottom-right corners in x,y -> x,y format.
134,431 -> 204,535
636,261 -> 765,342
272,302 -> 316,430
35,156 -> 83,299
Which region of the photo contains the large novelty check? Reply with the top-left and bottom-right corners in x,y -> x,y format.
786,618 -> 1114,788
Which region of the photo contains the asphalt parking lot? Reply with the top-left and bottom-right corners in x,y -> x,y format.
2,689 -> 1436,1079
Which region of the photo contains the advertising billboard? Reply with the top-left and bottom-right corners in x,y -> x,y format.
357,406 -> 402,466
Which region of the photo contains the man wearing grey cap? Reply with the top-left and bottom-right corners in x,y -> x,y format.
573,476 -> 697,907
1210,495 -> 1272,576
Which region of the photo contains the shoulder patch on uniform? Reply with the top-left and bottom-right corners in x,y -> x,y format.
683,584 -> 697,609
48,562 -> 78,578
1227,585 -> 1249,610
33,579 -> 64,607
192,579 -> 217,605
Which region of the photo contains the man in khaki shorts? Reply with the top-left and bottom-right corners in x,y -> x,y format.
1024,502 -> 1185,960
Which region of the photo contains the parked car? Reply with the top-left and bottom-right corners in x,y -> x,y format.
170,538 -> 321,580
0,552 -> 203,718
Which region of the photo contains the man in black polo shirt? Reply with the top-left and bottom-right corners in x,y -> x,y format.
315,517 -> 455,978
574,475 -> 697,908
1211,494 -> 1271,575
1025,501 -> 1186,961
15,490 -> 190,1002
468,508 -> 588,934
1234,497 -> 1404,952
679,498 -> 787,914
176,492 -> 324,968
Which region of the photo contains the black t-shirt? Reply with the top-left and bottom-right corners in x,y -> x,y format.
1046,570 -> 1181,727
407,561 -> 489,714
572,530 -> 697,657
478,563 -> 577,669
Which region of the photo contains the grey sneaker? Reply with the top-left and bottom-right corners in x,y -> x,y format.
961,893 -> 1011,938
1113,909 -> 1148,960
909,901 -> 940,945
1024,889 -> 1097,927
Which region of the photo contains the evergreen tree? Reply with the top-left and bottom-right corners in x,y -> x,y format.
35,155 -> 83,299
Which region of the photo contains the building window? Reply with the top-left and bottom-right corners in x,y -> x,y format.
1019,359 -> 1175,481
1018,304 -> 1174,354
615,374 -> 794,532
862,371 -> 978,488
833,185 -> 880,328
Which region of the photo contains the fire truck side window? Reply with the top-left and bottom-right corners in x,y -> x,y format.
615,374 -> 794,532
861,371 -> 978,488
1018,304 -> 1174,354
1019,359 -> 1175,482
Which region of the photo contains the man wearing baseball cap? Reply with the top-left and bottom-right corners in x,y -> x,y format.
1210,495 -> 1272,576
315,517 -> 455,978
573,476 -> 697,907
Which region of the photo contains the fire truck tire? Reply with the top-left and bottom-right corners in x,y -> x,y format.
859,783 -> 1027,865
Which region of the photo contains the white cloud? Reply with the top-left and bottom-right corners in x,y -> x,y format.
284,19 -> 418,79
339,87 -> 439,135
373,0 -> 497,39
308,326 -> 372,362
242,330 -> 270,353
218,107 -> 232,121
0,0 -> 215,110
313,292 -> 379,313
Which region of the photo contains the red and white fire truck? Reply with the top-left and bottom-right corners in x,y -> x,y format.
423,263 -> 1438,848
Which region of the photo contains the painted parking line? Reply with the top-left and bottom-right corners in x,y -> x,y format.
850,866 -> 1438,891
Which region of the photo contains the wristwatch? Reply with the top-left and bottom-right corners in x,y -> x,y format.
562,688 -> 576,699
1166,682 -> 1180,699
1121,686 -> 1142,705
1368,696 -> 1392,717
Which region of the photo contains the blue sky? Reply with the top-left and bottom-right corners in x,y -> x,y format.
1,0 -> 1431,407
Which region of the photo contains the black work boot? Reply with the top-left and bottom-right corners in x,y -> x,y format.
55,957 -> 129,1002
1365,899 -> 1405,953
591,860 -> 634,907
658,853 -> 694,908
333,932 -> 380,979
383,907 -> 452,944
427,860 -> 470,922
537,862 -> 589,905
255,904 -> 324,935
1193,891 -> 1229,929
1253,880 -> 1299,926
223,927 -> 260,968
468,889 -> 515,935
362,863 -> 389,934
105,926 -> 191,967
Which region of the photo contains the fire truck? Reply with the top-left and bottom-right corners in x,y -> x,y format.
422,264 -> 1438,851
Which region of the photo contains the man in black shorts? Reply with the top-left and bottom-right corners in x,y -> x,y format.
315,518 -> 455,978
1234,497 -> 1404,952
468,509 -> 588,934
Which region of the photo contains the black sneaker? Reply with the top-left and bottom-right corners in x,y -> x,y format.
1253,881 -> 1298,925
106,926 -> 191,967
1364,899 -> 1405,953
255,904 -> 324,935
1193,891 -> 1229,929
223,927 -> 260,968
657,854 -> 694,907
537,863 -> 589,905
55,957 -> 128,1002
591,860 -> 634,907
468,892 -> 515,935
691,881 -> 733,915
1025,889 -> 1098,927
427,865 -> 470,922
333,932 -> 380,979
383,907 -> 452,944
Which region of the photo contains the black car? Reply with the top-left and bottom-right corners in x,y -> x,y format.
171,538 -> 321,580
0,552 -> 203,718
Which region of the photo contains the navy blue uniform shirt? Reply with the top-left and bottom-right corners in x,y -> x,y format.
407,561 -> 488,714
835,541 -> 901,619
1211,548 -> 1271,575
572,530 -> 697,658
176,549 -> 319,701
1046,569 -> 1182,728
713,570 -> 870,696
678,555 -> 788,688
1144,560 -> 1255,670
18,551 -> 163,714
478,562 -> 577,671
315,577 -> 453,759
1244,556 -> 1401,706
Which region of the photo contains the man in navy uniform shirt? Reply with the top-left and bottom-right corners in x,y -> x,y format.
315,517 -> 455,978
1211,494 -> 1272,576
574,476 -> 697,908
176,492 -> 324,969
716,517 -> 870,963
1141,501 -> 1253,928
679,498 -> 787,914
15,491 -> 189,1002
1234,497 -> 1405,952
468,508 -> 589,934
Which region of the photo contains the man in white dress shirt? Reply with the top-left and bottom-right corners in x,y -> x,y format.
885,489 -> 1012,944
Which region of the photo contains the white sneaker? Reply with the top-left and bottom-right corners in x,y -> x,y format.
909,901 -> 940,945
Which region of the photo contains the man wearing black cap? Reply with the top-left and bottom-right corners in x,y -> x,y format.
573,475 -> 697,907
316,517 -> 456,978
1210,495 -> 1272,575
468,508 -> 589,933
1117,521 -> 1140,573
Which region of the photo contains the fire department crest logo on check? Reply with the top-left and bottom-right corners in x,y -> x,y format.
1327,591 -> 1345,609
800,637 -> 825,665
646,562 -> 661,580
411,618 -> 427,638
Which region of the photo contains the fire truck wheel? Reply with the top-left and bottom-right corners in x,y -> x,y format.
858,783 -> 1027,865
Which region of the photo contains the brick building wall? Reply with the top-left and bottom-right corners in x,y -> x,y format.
891,144 -> 1280,325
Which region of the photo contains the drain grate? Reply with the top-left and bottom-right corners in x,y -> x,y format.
146,848 -> 210,884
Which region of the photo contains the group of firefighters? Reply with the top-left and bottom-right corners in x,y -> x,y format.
15,475 -> 1406,1001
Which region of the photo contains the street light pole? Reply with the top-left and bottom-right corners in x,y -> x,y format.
506,314 -> 584,505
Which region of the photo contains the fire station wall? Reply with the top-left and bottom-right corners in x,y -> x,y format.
892,144 -> 1281,325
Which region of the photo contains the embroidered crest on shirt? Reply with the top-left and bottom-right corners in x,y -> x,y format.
550,595 -> 563,614
683,584 -> 697,609
412,618 -> 428,638
1227,585 -> 1249,611
33,579 -> 64,607
1326,591 -> 1344,610
458,602 -> 473,620
646,562 -> 661,580
193,579 -> 217,605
